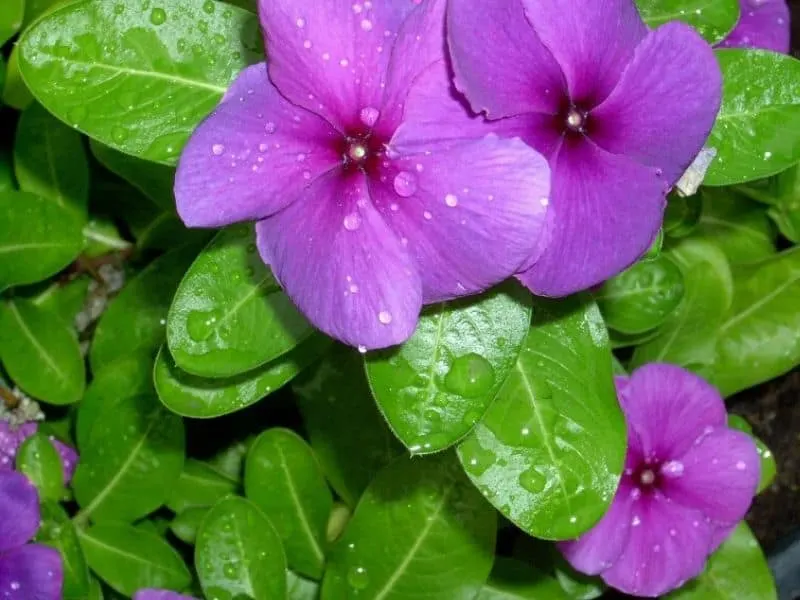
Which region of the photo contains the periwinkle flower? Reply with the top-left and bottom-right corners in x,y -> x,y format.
0,421 -> 78,483
0,470 -> 62,600
176,0 -> 550,350
447,0 -> 721,296
718,0 -> 790,53
134,590 -> 197,600
559,364 -> 760,597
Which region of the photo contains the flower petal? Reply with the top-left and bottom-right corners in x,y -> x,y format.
134,590 -> 198,600
663,429 -> 760,523
620,364 -> 728,460
0,470 -> 39,552
447,0 -> 565,118
602,493 -> 713,597
0,545 -> 63,600
0,423 -> 35,471
175,63 -> 340,228
52,439 -> 78,484
522,0 -> 647,106
516,139 -> 665,297
591,23 -> 722,183
259,0 -> 419,131
558,480 -> 637,575
718,0 -> 790,53
256,172 -> 422,350
373,133 -> 550,302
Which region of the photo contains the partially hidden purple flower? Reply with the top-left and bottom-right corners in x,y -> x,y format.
447,0 -> 722,296
559,364 -> 760,597
0,470 -> 63,600
175,0 -> 550,350
0,421 -> 78,484
717,0 -> 790,53
134,590 -> 197,600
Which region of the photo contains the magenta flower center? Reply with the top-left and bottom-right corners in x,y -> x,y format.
628,456 -> 686,497
564,106 -> 588,133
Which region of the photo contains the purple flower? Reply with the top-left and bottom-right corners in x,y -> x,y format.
717,0 -> 790,53
175,0 -> 550,350
559,364 -> 760,597
0,470 -> 63,600
134,590 -> 197,600
447,0 -> 721,296
0,421 -> 78,483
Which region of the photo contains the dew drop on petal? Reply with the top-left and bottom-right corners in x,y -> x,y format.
212,143 -> 225,155
358,345 -> 367,354
736,460 -> 747,470
343,213 -> 362,231
296,17 -> 306,28
423,211 -> 433,220
445,193 -> 458,207
265,122 -> 276,134
360,19 -> 373,31
378,311 -> 392,325
393,171 -> 417,197
359,106 -> 380,127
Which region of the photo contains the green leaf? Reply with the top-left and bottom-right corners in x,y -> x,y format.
322,452 -> 495,599
1,45 -> 34,110
476,557 -> 567,599
245,428 -> 333,579
737,164 -> 800,243
36,501 -> 91,600
366,282 -> 532,454
0,190 -> 84,291
26,275 -> 91,326
166,459 -> 238,513
0,148 -> 15,193
667,522 -> 776,599
14,102 -> 89,216
596,256 -> 685,335
83,218 -> 131,258
170,506 -> 208,545
73,393 -> 185,524
288,571 -> 320,600
16,432 -> 65,501
695,188 -> 775,265
727,416 -> 776,494
0,0 -> 23,45
87,577 -> 103,600
154,335 -> 329,418
0,298 -> 85,405
18,0 -> 260,164
196,495 -> 287,600
90,243 -> 199,372
553,554 -> 605,600
206,438 -> 251,483
458,296 -> 626,540
293,347 -> 404,507
705,50 -> 800,186
80,522 -> 191,596
635,0 -> 738,44
712,247 -> 800,396
22,0 -> 65,26
631,238 -> 733,373
168,225 -> 313,378
664,193 -> 703,239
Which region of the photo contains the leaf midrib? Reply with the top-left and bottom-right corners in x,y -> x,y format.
80,529 -> 182,578
7,301 -> 66,382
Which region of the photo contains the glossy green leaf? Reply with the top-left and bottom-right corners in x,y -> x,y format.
154,335 -> 329,418
458,296 -> 626,540
245,428 -> 333,579
1,46 -> 34,110
635,0 -> 739,44
322,452 -> 495,600
80,522 -> 191,596
37,501 -> 91,600
288,571 -> 320,600
367,282 -> 532,454
0,190 -> 84,291
196,495 -> 287,600
695,188 -> 775,264
738,163 -> 800,243
664,192 -> 703,239
170,506 -> 208,545
705,50 -> 800,186
0,298 -> 85,405
87,577 -> 103,600
16,432 -> 65,501
168,225 -> 313,378
476,558 -> 567,599
727,415 -> 776,494
668,522 -> 776,599
18,0 -> 260,164
90,243 -> 199,372
26,275 -> 91,326
166,459 -> 238,513
553,554 -> 605,600
73,393 -> 185,524
712,247 -> 800,396
293,347 -> 404,507
0,148 -> 14,193
14,102 -> 89,216
206,437 -> 252,482
0,0 -> 23,45
632,239 -> 733,373
596,256 -> 685,335
22,0 -> 65,26
83,218 -> 131,258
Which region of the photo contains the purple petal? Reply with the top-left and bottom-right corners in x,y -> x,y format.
662,429 -> 760,523
447,0 -> 565,118
0,423 -> 34,471
258,0 -> 419,131
0,545 -> 62,600
374,133 -> 550,303
256,172 -> 422,350
559,480 -> 637,575
708,521 -> 738,553
0,470 -> 40,552
620,364 -> 728,461
134,590 -> 198,600
591,23 -> 722,184
602,493 -> 713,597
175,63 -> 340,228
718,0 -> 790,53
516,139 -> 665,297
522,0 -> 647,106
51,439 -> 78,484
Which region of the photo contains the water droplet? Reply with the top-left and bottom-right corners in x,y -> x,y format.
357,345 -> 368,354
393,171 -> 417,197
347,566 -> 369,590
736,460 -> 747,470
212,143 -> 225,155
186,309 -> 220,341
661,460 -> 684,478
378,311 -> 392,325
443,353 -> 495,398
359,106 -> 380,127
343,213 -> 361,231
518,467 -> 546,493
632,515 -> 642,527
265,122 -> 276,134
360,18 -> 373,31
445,193 -> 458,207
202,0 -> 215,13
296,17 -> 306,28
111,127 -> 129,143
149,7 -> 167,25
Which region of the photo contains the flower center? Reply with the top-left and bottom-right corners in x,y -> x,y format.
565,107 -> 588,133
348,142 -> 368,162
639,469 -> 656,486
